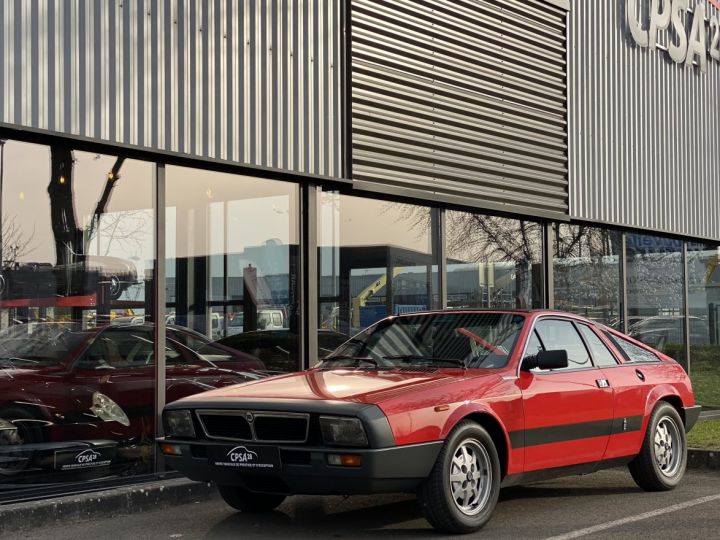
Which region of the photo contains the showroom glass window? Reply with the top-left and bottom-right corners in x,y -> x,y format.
625,233 -> 685,365
445,211 -> 543,309
165,166 -> 299,373
687,242 -> 720,408
0,139 -> 155,493
318,193 -> 439,341
552,224 -> 622,327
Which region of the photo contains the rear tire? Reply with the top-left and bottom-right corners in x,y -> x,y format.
417,420 -> 501,534
217,484 -> 286,512
629,402 -> 687,491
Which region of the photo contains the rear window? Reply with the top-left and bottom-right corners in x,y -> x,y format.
604,332 -> 659,363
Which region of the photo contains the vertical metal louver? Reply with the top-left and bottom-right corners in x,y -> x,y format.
0,0 -> 342,178
569,1 -> 720,241
350,0 -> 568,219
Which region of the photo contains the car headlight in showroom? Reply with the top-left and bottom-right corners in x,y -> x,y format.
90,391 -> 131,427
319,416 -> 368,447
163,409 -> 196,438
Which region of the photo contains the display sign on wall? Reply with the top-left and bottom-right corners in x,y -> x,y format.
627,0 -> 720,72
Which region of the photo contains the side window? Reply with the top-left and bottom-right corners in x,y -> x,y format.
535,320 -> 592,369
77,329 -> 155,369
578,325 -> 618,367
525,330 -> 544,356
272,313 -> 283,327
604,332 -> 659,363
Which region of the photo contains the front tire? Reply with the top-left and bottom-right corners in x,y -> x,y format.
417,421 -> 501,534
217,484 -> 286,513
629,402 -> 687,491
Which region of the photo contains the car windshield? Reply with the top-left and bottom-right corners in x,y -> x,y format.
323,312 -> 526,369
0,324 -> 88,366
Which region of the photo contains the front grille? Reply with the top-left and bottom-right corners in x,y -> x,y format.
254,416 -> 308,443
196,410 -> 310,444
197,413 -> 252,440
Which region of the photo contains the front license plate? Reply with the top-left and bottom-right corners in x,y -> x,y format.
208,444 -> 280,473
54,447 -> 113,471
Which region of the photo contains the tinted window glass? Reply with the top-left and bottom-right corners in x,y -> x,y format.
605,332 -> 659,363
578,325 -> 618,367
535,320 -> 591,369
327,312 -> 525,368
525,330 -> 543,356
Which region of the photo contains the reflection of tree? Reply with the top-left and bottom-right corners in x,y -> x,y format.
93,210 -> 150,257
553,225 -> 620,317
1,216 -> 36,266
48,146 -> 125,267
394,205 -> 543,307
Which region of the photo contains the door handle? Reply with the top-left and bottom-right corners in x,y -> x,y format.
635,369 -> 645,381
596,379 -> 610,388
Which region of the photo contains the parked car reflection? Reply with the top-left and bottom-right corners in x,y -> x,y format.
628,316 -> 711,350
0,322 -> 265,484
0,255 -> 140,300
216,329 -> 350,373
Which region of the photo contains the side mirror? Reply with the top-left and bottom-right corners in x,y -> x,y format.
522,350 -> 568,371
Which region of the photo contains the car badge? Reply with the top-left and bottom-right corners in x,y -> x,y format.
245,412 -> 254,423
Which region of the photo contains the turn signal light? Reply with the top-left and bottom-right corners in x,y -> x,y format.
327,453 -> 362,467
160,443 -> 182,456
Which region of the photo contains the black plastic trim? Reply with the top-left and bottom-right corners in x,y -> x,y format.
683,405 -> 702,432
164,399 -> 396,449
501,455 -> 634,487
509,416 -> 643,449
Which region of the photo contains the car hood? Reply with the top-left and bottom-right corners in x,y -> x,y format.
175,367 -> 498,406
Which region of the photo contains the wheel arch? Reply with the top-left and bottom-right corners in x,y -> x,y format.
644,384 -> 686,426
452,411 -> 510,479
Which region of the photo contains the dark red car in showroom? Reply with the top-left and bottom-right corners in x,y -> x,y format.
159,310 -> 700,534
0,323 -> 265,483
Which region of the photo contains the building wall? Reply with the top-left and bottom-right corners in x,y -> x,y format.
0,0 -> 341,176
569,0 -> 720,241
350,0 -> 569,220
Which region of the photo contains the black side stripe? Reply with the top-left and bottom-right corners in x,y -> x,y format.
509,416 -> 644,449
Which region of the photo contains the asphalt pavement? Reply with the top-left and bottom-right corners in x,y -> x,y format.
7,468 -> 720,539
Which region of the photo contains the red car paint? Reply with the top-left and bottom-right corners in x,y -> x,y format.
175,310 -> 696,477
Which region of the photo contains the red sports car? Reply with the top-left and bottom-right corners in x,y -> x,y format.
0,322 -> 265,481
159,310 -> 700,533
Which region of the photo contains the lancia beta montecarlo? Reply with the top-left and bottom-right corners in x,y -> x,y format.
158,310 -> 700,534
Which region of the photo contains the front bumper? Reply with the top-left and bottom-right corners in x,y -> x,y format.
158,438 -> 443,495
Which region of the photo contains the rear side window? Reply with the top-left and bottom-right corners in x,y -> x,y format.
578,325 -> 618,367
604,332 -> 659,363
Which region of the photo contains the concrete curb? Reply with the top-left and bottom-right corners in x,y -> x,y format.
687,448 -> 720,470
0,477 -> 218,534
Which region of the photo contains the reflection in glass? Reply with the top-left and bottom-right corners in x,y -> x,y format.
165,166 -> 299,373
445,211 -> 543,309
687,242 -> 720,408
318,193 -> 439,337
0,140 -> 155,492
552,224 -> 621,326
625,234 -> 685,364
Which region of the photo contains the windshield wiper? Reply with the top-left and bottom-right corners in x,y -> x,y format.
322,355 -> 378,367
383,355 -> 465,367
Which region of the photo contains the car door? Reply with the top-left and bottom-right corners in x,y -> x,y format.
518,318 -> 615,473
594,328 -> 659,460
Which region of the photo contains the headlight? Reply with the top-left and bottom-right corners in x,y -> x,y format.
90,392 -> 131,427
163,409 -> 196,438
319,416 -> 368,447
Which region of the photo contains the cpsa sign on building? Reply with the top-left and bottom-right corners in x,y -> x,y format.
627,0 -> 720,72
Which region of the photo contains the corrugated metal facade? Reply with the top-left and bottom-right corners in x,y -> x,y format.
350,0 -> 569,219
0,0 -> 341,177
569,1 -> 720,241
